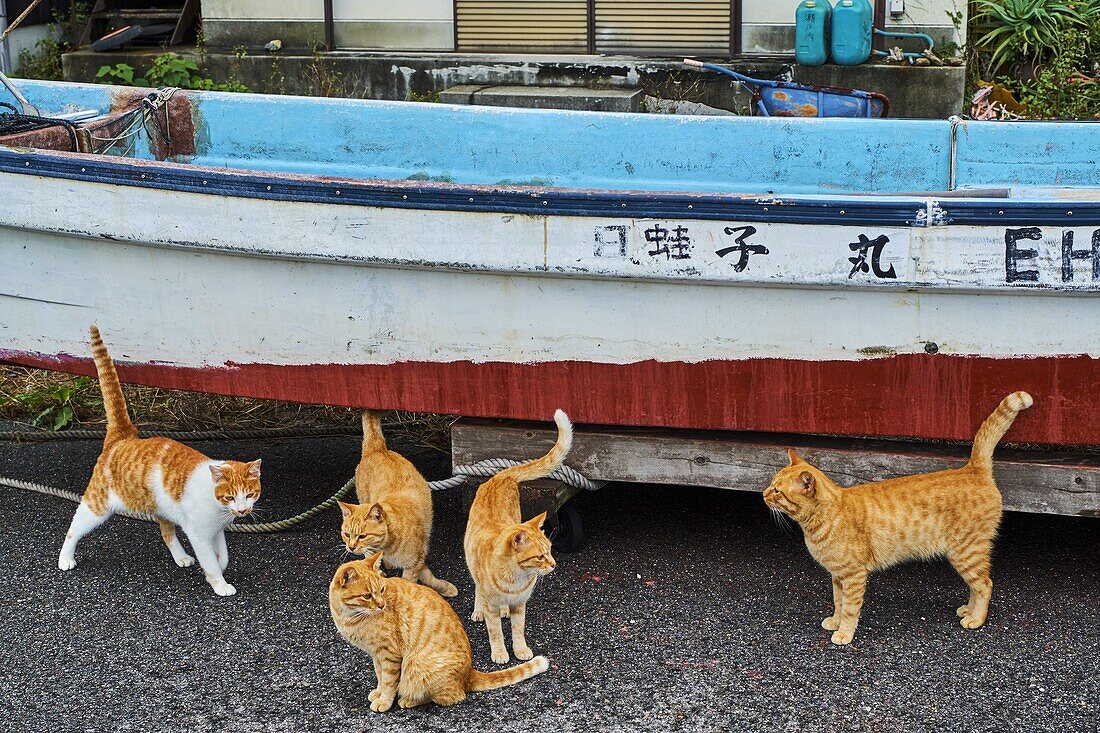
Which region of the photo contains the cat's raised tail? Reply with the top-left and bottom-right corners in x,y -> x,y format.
467,656 -> 550,691
968,391 -> 1033,471
89,325 -> 138,444
495,409 -> 573,484
361,409 -> 387,454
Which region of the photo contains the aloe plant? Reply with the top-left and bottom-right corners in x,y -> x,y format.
972,0 -> 1099,72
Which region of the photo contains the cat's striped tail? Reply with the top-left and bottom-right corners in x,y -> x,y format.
89,325 -> 138,443
495,410 -> 573,484
968,391 -> 1033,470
361,410 -> 387,455
467,656 -> 549,692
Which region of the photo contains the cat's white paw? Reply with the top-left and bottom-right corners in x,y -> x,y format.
368,688 -> 382,703
960,614 -> 985,630
175,554 -> 196,568
830,629 -> 855,645
513,645 -> 534,661
57,556 -> 77,571
490,648 -> 510,664
471,609 -> 484,622
437,582 -> 458,598
821,615 -> 840,631
212,582 -> 237,597
370,697 -> 393,713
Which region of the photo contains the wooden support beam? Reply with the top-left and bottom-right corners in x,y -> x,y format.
452,420 -> 1100,518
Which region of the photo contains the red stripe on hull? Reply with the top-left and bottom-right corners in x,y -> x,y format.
3,352 -> 1096,446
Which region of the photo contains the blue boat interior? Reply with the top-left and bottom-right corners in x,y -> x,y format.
4,79 -> 1099,196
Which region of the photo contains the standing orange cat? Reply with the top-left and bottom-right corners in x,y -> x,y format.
58,326 -> 263,597
763,391 -> 1032,645
330,553 -> 548,711
337,410 -> 456,597
464,409 -> 570,664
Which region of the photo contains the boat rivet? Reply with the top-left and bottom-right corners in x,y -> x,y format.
542,201 -> 548,205
402,195 -> 408,200
202,180 -> 208,185
1067,210 -> 1073,216
763,207 -> 769,212
469,197 -> 474,203
266,185 -> 271,191
998,210 -> 1004,215
336,190 -> 341,195
81,167 -> 86,172
839,209 -> 845,215
924,341 -> 939,354
688,204 -> 693,209
24,161 -> 30,167
621,203 -> 627,208
141,174 -> 146,179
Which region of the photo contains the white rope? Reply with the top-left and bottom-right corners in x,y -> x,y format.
428,458 -> 602,492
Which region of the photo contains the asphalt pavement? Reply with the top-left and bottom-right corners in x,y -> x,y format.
0,429 -> 1096,732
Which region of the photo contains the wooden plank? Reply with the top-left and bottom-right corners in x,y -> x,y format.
451,420 -> 1100,518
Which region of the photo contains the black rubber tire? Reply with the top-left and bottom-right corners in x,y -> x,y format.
92,25 -> 143,52
551,499 -> 584,553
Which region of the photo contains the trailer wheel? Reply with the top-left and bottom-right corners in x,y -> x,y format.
551,499 -> 584,554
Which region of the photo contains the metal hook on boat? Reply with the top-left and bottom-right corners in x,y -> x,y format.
0,69 -> 40,116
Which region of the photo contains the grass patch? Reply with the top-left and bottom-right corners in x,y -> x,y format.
0,366 -> 455,452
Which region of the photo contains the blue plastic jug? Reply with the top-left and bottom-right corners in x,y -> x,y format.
795,0 -> 832,66
831,0 -> 872,66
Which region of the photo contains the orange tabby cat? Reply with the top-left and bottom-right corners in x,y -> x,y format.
330,553 -> 549,711
337,410 -> 457,597
58,326 -> 262,596
763,391 -> 1032,645
464,409 -> 570,664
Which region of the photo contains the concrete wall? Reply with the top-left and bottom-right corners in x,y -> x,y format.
200,0 -> 966,54
64,49 -> 967,118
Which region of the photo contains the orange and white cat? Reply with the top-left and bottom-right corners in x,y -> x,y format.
57,326 -> 262,597
763,391 -> 1033,645
337,410 -> 457,597
464,409 -> 570,664
330,552 -> 549,711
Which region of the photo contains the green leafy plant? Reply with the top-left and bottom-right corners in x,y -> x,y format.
15,2 -> 91,80
0,376 -> 99,430
95,53 -> 249,92
96,62 -> 144,86
1018,27 -> 1100,118
972,0 -> 1099,73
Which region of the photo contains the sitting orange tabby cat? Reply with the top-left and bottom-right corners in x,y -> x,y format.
465,409 -> 570,664
763,391 -> 1032,645
337,410 -> 457,597
58,326 -> 262,597
330,553 -> 549,711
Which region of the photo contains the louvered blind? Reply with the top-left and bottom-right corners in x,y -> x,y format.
594,1 -> 731,54
455,1 -> 589,51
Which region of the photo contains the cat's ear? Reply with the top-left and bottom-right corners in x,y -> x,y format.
787,448 -> 806,466
368,550 -> 384,571
798,470 -> 816,496
339,565 -> 358,586
511,530 -> 530,548
247,459 -> 262,478
368,503 -> 385,521
209,463 -> 226,482
337,500 -> 354,518
526,511 -> 548,530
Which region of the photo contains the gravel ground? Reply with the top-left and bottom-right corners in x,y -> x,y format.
0,430 -> 1097,733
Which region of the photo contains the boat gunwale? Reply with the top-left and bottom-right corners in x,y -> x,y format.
2,145 -> 1098,227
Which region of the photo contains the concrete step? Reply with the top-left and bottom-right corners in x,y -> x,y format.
439,85 -> 643,113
